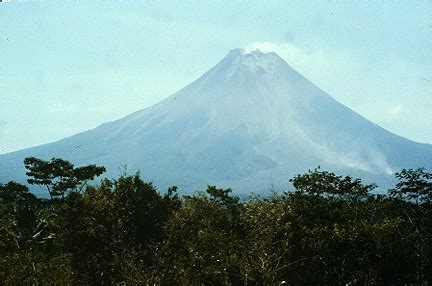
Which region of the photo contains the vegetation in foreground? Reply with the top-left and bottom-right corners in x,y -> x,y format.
1,157 -> 432,285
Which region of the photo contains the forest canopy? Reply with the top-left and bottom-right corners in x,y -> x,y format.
1,157 -> 432,285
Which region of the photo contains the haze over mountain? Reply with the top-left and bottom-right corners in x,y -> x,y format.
1,49 -> 432,196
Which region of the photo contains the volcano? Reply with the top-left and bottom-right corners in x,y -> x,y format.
1,49 -> 432,195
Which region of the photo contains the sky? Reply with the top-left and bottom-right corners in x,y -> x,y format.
0,0 -> 431,154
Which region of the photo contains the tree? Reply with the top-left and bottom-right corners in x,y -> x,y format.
0,181 -> 73,284
3,156 -> 432,284
58,182 -> 117,284
241,195 -> 293,284
0,181 -> 38,254
290,168 -> 375,202
157,186 -> 244,285
110,175 -> 181,283
389,168 -> 432,204
389,168 -> 432,283
24,157 -> 106,199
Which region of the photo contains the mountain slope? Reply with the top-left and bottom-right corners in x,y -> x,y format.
1,49 -> 431,195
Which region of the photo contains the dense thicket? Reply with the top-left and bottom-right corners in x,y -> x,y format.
1,158 -> 432,285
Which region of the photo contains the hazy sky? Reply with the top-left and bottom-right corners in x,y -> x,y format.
1,0 -> 431,154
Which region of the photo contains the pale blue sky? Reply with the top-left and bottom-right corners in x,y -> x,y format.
1,0 -> 431,154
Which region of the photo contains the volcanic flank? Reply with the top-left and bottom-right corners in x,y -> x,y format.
1,48 -> 432,195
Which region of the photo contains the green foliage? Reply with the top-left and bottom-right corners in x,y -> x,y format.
290,168 -> 376,201
388,168 -> 432,282
0,182 -> 38,253
390,168 -> 432,203
1,158 -> 432,284
24,156 -> 106,199
156,186 -> 243,284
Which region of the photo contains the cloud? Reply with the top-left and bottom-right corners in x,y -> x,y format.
244,42 -> 307,58
243,41 -> 362,94
244,42 -> 282,53
388,104 -> 404,115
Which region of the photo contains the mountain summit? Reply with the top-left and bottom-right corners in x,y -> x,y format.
1,49 -> 432,195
